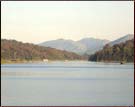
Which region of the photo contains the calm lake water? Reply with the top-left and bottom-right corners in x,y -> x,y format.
1,61 -> 134,106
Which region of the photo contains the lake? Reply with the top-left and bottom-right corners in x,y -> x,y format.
1,61 -> 134,106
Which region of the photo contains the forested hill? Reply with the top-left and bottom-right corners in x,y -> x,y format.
89,39 -> 134,62
1,39 -> 85,61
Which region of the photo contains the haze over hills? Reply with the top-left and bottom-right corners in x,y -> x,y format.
39,38 -> 110,55
78,38 -> 110,55
39,34 -> 134,55
108,34 -> 134,46
39,39 -> 87,55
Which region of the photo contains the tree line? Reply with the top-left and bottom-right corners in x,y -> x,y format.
1,39 -> 85,61
89,39 -> 134,62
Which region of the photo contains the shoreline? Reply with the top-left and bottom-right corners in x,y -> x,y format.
1,59 -> 134,65
1,59 -> 88,64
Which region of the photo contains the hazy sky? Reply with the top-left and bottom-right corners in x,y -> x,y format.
1,1 -> 134,44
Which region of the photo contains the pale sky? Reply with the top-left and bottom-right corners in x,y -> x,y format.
1,1 -> 134,44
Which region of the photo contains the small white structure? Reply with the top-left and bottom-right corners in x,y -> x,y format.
43,59 -> 48,62
65,60 -> 68,62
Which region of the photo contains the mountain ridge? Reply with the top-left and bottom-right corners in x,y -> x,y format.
108,34 -> 134,46
39,37 -> 110,55
39,34 -> 134,55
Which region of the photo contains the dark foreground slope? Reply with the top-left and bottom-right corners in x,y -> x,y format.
89,39 -> 134,62
1,39 -> 85,61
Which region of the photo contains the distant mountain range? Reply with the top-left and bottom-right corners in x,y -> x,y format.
39,34 -> 134,55
39,39 -> 87,55
108,34 -> 134,46
39,38 -> 110,55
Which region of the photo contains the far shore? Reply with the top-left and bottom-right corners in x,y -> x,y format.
1,59 -> 88,64
1,59 -> 134,64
